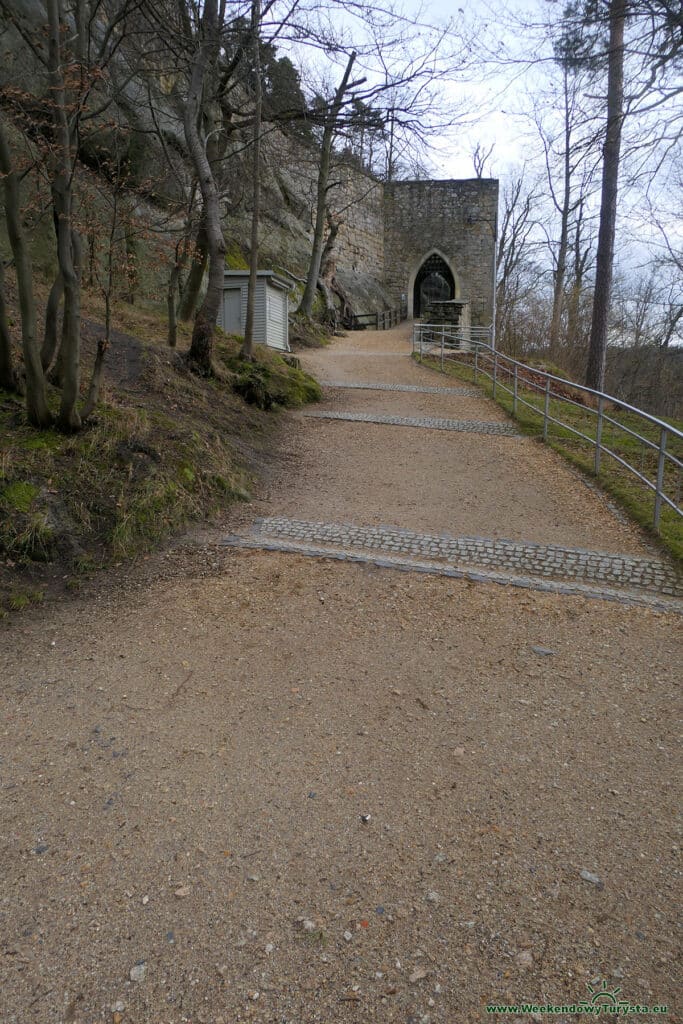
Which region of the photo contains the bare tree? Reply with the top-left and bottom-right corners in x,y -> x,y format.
181,0 -> 227,375
472,141 -> 495,178
535,57 -> 596,357
299,51 -> 357,319
0,256 -> 19,393
495,171 -> 544,355
46,0 -> 83,430
585,0 -> 627,391
0,0 -> 141,427
242,0 -> 263,360
0,121 -> 52,425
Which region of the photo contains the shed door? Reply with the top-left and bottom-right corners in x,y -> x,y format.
223,288 -> 243,335
267,289 -> 288,350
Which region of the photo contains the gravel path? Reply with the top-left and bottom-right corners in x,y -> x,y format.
0,324 -> 680,1024
238,326 -> 655,556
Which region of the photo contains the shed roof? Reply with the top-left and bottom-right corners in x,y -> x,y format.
222,270 -> 292,292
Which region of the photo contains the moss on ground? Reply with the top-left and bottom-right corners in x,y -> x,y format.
2,480 -> 40,513
216,333 -> 322,409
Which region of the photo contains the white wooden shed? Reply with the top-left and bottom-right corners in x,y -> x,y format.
217,270 -> 291,352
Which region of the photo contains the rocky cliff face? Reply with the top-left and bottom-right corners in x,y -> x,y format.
221,130 -> 395,317
0,1 -> 394,319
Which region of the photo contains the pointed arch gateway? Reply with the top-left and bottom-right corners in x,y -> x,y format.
409,250 -> 458,318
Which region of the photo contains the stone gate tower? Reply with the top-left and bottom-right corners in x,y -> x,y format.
383,179 -> 498,326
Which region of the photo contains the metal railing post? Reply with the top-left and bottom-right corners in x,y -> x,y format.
654,427 -> 668,530
595,395 -> 605,475
440,329 -> 444,371
492,352 -> 498,399
543,378 -> 550,441
513,364 -> 518,416
474,347 -> 478,384
419,326 -> 423,361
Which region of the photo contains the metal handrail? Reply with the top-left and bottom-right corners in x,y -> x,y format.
412,322 -> 682,532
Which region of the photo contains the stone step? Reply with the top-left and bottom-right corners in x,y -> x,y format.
318,350 -> 408,355
221,517 -> 682,609
318,381 -> 482,396
303,411 -> 520,436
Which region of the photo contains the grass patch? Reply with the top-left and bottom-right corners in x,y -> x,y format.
5,588 -> 44,612
2,480 -> 40,513
415,351 -> 683,562
0,377 -> 254,568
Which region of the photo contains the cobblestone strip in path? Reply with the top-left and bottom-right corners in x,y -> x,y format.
234,516 -> 682,599
304,411 -> 521,437
318,350 -> 408,356
319,381 -> 482,397
222,535 -> 682,612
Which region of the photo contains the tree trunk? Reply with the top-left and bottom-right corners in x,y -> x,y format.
168,268 -> 180,348
41,271 -> 64,372
549,67 -> 572,358
84,188 -> 117,420
167,241 -> 187,348
124,222 -> 138,304
319,213 -> 341,329
183,0 -> 225,375
300,52 -> 356,318
47,0 -> 82,431
178,216 -> 208,322
53,204 -> 82,431
585,0 -> 625,392
241,0 -> 262,360
0,122 -> 52,425
87,230 -> 97,287
81,331 -> 108,421
0,258 -> 19,392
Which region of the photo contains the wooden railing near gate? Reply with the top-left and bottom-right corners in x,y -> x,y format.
346,305 -> 407,331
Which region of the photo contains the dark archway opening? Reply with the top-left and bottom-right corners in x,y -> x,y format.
413,254 -> 455,317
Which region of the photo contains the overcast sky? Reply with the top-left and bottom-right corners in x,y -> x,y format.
405,0 -> 551,178
282,0 -> 681,278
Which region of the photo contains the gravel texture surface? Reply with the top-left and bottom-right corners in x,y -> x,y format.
318,386 -> 509,420
246,416 -> 651,554
1,551 -> 680,1023
1,324 -> 679,1024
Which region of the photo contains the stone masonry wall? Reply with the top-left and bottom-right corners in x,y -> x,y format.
332,166 -> 384,277
383,179 -> 499,325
